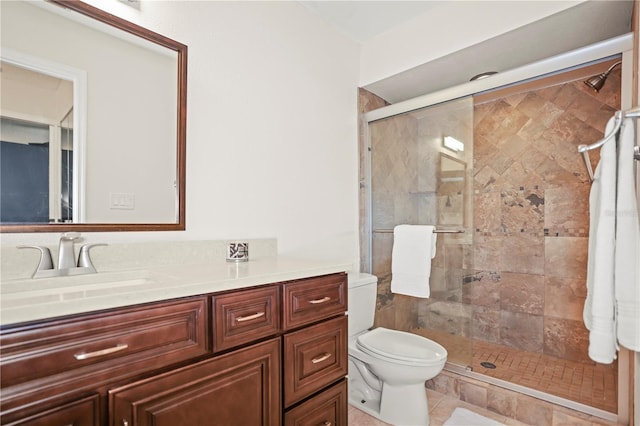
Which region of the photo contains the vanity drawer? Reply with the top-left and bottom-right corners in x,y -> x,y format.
283,273 -> 347,330
284,379 -> 347,426
283,315 -> 347,407
212,285 -> 280,352
0,297 -> 208,388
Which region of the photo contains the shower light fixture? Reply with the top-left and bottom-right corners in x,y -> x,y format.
584,61 -> 621,93
470,71 -> 498,81
443,136 -> 464,152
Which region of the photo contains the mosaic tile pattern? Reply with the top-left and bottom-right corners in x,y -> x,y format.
418,328 -> 617,414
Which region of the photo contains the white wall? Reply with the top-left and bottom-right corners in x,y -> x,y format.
359,0 -> 585,86
1,1 -> 361,268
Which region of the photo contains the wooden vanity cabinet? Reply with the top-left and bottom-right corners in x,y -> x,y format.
0,272 -> 348,426
0,297 -> 208,425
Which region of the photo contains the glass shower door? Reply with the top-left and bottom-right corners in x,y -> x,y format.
367,96 -> 474,369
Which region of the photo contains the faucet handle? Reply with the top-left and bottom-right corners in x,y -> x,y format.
17,246 -> 54,277
77,244 -> 107,271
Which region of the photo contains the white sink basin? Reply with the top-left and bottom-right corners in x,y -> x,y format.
1,270 -> 164,307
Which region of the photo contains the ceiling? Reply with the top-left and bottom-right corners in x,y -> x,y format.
299,1 -> 634,104
297,1 -> 443,43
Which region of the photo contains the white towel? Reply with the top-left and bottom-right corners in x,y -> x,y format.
614,118 -> 640,351
584,117 -> 618,364
390,225 -> 437,298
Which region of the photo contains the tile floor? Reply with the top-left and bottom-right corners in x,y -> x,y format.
412,328 -> 617,413
471,340 -> 617,413
347,389 -> 618,426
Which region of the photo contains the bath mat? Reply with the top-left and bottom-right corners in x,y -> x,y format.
443,407 -> 505,426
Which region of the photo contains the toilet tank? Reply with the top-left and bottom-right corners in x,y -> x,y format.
347,273 -> 378,338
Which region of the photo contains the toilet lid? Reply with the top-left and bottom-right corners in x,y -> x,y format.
356,327 -> 447,364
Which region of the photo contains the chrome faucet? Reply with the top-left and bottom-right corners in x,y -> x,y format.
18,233 -> 106,279
58,232 -> 81,270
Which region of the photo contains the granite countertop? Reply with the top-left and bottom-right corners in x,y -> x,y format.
0,256 -> 351,326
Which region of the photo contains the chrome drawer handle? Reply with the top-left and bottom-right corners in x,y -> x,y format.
74,343 -> 128,360
235,311 -> 265,322
311,352 -> 332,364
322,422 -> 331,426
308,296 -> 331,304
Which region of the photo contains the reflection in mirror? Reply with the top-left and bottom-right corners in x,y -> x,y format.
437,154 -> 466,226
0,0 -> 187,232
1,62 -> 75,224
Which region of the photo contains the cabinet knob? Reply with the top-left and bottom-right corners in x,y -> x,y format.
122,420 -> 129,426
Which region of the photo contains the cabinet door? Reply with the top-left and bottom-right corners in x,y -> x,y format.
284,380 -> 347,426
2,394 -> 100,426
109,338 -> 281,426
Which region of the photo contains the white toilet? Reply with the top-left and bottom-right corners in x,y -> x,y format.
348,273 -> 447,426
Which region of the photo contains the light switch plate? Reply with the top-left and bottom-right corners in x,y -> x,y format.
110,193 -> 135,210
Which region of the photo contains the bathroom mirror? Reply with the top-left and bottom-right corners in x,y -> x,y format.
0,0 -> 187,232
437,154 -> 466,226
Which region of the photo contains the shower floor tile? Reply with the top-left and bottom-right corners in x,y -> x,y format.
412,328 -> 617,413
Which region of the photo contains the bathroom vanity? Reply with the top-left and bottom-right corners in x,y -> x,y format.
0,264 -> 349,425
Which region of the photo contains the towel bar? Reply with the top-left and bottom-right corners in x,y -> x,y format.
578,107 -> 640,182
372,228 -> 465,234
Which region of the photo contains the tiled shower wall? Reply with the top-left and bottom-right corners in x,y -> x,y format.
360,64 -> 621,365
470,68 -> 620,363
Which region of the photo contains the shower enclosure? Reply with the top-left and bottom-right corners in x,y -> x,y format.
361,56 -> 626,416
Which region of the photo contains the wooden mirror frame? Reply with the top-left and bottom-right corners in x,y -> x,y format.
1,0 -> 187,233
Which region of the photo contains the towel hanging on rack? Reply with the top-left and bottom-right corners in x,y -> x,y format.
613,117 -> 640,352
583,113 -> 640,362
583,116 -> 618,364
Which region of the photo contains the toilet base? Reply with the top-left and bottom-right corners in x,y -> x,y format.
348,362 -> 382,416
348,393 -> 382,420
348,375 -> 430,426
379,381 -> 429,425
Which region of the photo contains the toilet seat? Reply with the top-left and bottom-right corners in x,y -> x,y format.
356,327 -> 447,366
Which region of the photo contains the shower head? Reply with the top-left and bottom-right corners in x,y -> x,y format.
584,61 -> 621,93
